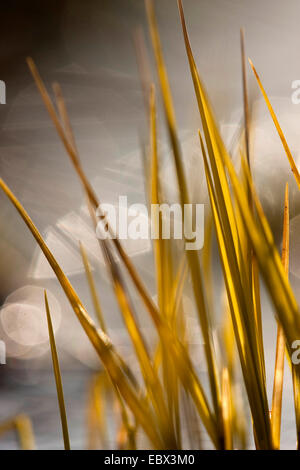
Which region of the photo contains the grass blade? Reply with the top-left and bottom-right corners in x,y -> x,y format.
44,290 -> 70,450
27,62 -> 162,331
271,183 -> 289,449
0,414 -> 36,450
79,241 -> 107,332
248,58 -> 300,190
221,368 -> 233,450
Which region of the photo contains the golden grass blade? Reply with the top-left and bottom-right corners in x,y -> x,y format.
52,82 -> 79,156
44,290 -> 70,450
248,58 -> 300,190
27,59 -> 98,206
292,366 -> 300,449
0,414 -> 36,450
177,0 -> 240,261
87,372 -> 136,450
27,61 -> 162,330
201,214 -> 214,319
149,83 -> 182,443
251,254 -> 265,382
145,0 -> 188,206
0,177 -> 163,448
240,33 -> 265,372
79,241 -> 107,332
224,153 -> 300,355
146,1 -> 222,439
221,368 -> 233,450
222,299 -> 248,449
114,389 -> 137,450
86,374 -> 104,450
14,415 -> 36,451
169,256 -> 188,325
149,84 -> 164,314
240,29 -> 250,168
239,151 -> 266,385
271,183 -> 289,449
200,132 -> 272,448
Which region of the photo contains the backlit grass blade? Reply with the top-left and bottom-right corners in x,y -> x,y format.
149,84 -> 164,314
79,241 -> 107,332
114,387 -> 137,450
251,255 -> 265,382
240,33 -> 265,374
27,58 -> 162,332
248,58 -> 300,190
271,183 -> 289,449
222,299 -> 248,449
146,1 -> 222,441
0,414 -> 36,450
86,374 -> 106,449
221,368 -> 233,450
177,0 -> 240,261
52,82 -> 79,155
87,372 -> 137,450
149,83 -> 182,444
292,363 -> 300,449
44,290 -> 70,450
239,150 -> 266,385
169,255 -> 188,325
201,214 -> 214,320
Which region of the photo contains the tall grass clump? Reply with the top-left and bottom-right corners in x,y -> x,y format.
0,0 -> 300,450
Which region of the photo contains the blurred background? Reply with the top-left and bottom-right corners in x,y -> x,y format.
1,0 -> 300,449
